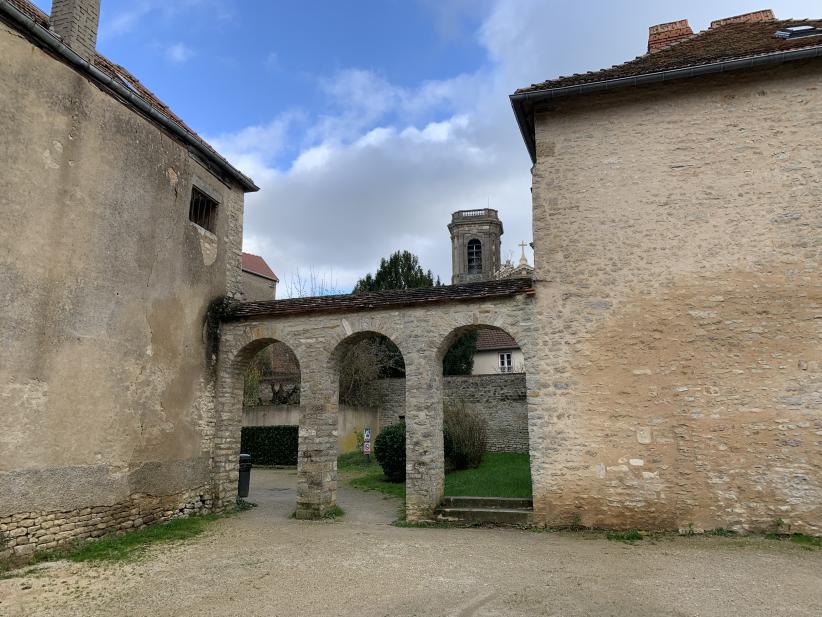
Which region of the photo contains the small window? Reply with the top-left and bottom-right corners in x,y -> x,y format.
189,186 -> 218,233
499,352 -> 512,373
467,239 -> 482,274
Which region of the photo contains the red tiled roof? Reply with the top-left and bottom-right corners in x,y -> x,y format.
223,277 -> 534,321
515,17 -> 822,94
241,253 -> 279,282
475,328 -> 519,351
4,0 -> 256,191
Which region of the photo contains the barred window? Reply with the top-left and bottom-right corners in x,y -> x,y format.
467,239 -> 482,273
189,186 -> 218,233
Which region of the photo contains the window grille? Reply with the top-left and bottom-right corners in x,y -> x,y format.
189,186 -> 218,233
467,239 -> 482,273
499,352 -> 512,373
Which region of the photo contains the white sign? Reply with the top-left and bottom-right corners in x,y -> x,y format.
363,427 -> 372,454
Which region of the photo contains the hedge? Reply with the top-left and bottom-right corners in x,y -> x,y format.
240,426 -> 298,466
374,423 -> 405,482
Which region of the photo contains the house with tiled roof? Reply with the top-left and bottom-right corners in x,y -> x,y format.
240,252 -> 279,301
509,9 -> 822,533
471,328 -> 523,375
0,0 -> 259,548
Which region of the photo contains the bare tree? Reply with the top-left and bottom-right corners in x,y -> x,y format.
338,336 -> 405,408
284,266 -> 342,298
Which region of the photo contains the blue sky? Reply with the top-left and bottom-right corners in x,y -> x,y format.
33,0 -> 821,294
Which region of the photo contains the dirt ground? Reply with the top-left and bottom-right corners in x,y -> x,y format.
1,468 -> 820,617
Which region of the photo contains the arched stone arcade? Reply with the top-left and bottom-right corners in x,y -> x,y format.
214,279 -> 535,521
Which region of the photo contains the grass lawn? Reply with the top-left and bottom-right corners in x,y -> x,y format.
339,451 -> 532,500
444,453 -> 532,498
338,451 -> 405,499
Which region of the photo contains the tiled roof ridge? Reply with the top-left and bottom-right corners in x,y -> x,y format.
515,18 -> 822,94
475,328 -> 520,350
224,277 -> 535,320
4,0 -> 255,190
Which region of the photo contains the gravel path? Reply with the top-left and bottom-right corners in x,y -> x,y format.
2,468 -> 820,617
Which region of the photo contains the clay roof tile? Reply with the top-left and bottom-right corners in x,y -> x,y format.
515,17 -> 822,94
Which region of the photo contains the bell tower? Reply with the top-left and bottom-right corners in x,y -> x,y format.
448,209 -> 503,284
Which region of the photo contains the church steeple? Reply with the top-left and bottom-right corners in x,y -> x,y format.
448,209 -> 503,284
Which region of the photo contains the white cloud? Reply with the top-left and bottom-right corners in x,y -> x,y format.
222,0 -> 822,296
165,42 -> 194,64
214,4 -> 539,295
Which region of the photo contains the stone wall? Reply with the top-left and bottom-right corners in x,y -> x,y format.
217,293 -> 536,522
239,271 -> 276,302
0,488 -> 210,561
530,60 -> 822,534
377,375 -> 528,452
0,19 -> 246,556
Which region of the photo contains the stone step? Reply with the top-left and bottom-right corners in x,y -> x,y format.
440,496 -> 533,510
435,506 -> 533,525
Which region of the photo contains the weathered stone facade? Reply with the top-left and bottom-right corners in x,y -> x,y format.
0,3 -> 252,555
240,270 -> 277,302
216,292 -> 536,521
529,60 -> 822,534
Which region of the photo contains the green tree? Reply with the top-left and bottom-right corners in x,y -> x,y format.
443,331 -> 477,376
353,250 -> 440,293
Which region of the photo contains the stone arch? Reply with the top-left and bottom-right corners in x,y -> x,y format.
437,317 -> 536,499
435,312 -> 533,370
211,326 -> 305,511
327,329 -> 406,409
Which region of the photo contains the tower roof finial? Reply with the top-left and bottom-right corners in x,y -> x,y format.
518,241 -> 529,267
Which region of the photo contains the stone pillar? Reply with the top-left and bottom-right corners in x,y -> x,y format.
212,356 -> 245,511
404,352 -> 444,521
295,368 -> 338,519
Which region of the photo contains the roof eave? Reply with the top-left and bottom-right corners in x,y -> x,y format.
242,268 -> 279,283
509,44 -> 822,164
0,0 -> 259,193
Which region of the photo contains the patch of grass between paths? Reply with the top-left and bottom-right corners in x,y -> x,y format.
444,453 -> 532,498
606,530 -> 643,544
38,514 -> 221,564
339,451 -> 406,499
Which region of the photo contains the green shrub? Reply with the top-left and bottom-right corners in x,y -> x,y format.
240,426 -> 298,466
374,423 -> 405,482
443,399 -> 487,470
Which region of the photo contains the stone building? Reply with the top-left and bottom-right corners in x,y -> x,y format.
511,10 -> 821,533
0,0 -> 257,557
240,252 -> 279,301
448,209 -> 503,284
471,329 -> 524,375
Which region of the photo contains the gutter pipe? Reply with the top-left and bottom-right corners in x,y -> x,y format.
510,45 -> 822,164
0,0 -> 259,192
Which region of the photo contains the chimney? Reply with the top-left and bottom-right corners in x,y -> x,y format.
648,19 -> 694,53
710,9 -> 775,29
50,0 -> 101,62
